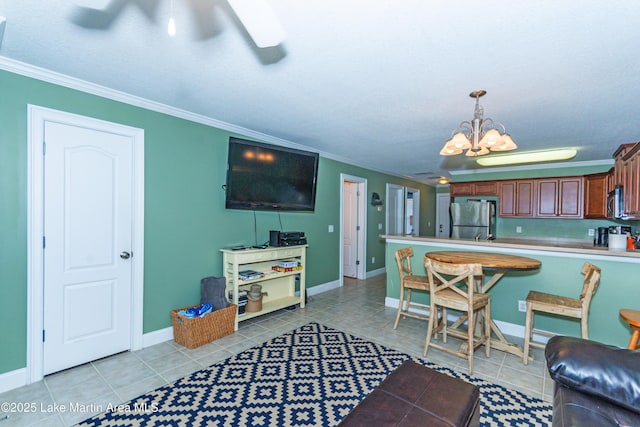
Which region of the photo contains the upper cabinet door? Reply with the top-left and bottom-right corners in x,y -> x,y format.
535,177 -> 583,218
558,177 -> 584,217
536,179 -> 559,217
584,173 -> 609,219
516,180 -> 536,217
498,180 -> 535,217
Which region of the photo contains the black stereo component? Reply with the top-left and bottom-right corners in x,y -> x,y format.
270,230 -> 307,247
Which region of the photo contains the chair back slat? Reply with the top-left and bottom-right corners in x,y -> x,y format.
395,247 -> 415,277
425,258 -> 483,303
579,262 -> 602,312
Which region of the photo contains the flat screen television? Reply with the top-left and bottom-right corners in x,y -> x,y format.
225,137 -> 319,211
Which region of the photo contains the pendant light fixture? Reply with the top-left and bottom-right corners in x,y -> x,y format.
440,90 -> 517,157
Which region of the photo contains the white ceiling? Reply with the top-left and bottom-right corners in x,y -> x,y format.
2,1 -> 639,184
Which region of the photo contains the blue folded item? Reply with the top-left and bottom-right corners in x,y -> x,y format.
184,303 -> 212,318
198,303 -> 212,317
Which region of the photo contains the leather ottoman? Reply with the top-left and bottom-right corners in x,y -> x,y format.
339,360 -> 480,427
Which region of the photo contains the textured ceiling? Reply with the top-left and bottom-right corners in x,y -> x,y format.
2,1 -> 639,184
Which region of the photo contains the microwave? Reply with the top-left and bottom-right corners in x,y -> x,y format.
607,186 -> 624,219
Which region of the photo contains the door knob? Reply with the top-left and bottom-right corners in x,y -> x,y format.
120,251 -> 132,260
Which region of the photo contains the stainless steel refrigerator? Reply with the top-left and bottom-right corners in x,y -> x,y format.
450,200 -> 497,240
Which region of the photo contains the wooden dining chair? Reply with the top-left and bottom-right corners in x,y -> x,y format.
423,258 -> 490,375
523,262 -> 601,365
393,247 -> 431,329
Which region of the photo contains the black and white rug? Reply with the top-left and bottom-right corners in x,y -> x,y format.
78,323 -> 552,426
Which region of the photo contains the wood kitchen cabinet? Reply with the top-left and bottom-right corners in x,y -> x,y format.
584,173 -> 609,219
536,177 -> 583,218
625,145 -> 640,217
499,180 -> 535,217
450,181 -> 497,197
612,142 -> 640,218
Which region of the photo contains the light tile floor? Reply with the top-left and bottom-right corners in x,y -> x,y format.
0,274 -> 553,426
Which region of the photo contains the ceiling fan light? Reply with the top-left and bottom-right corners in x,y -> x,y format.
167,16 -> 176,37
226,0 -> 286,48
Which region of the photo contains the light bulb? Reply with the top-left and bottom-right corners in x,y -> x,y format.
168,16 -> 176,37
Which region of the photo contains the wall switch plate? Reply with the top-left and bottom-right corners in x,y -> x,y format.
328,225 -> 334,233
378,223 -> 382,230
588,228 -> 595,236
371,257 -> 375,264
518,300 -> 527,312
516,226 -> 522,233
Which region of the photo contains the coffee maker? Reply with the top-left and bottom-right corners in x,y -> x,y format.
594,227 -> 608,246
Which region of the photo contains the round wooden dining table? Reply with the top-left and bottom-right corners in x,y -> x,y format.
425,251 -> 541,293
424,251 -> 542,359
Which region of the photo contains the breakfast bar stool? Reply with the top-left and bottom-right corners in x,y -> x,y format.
523,262 -> 601,364
393,247 -> 431,329
619,309 -> 640,350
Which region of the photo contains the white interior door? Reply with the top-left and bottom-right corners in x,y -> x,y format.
343,182 -> 358,278
43,121 -> 134,375
436,193 -> 451,238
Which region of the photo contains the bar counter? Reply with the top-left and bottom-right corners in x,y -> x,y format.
382,235 -> 640,349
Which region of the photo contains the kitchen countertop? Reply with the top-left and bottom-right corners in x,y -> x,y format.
381,235 -> 640,259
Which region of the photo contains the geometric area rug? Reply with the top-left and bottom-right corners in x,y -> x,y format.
77,322 -> 552,426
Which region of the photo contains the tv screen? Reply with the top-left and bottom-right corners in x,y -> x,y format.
225,137 -> 319,211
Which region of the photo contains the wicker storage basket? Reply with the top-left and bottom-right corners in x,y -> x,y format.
171,303 -> 237,349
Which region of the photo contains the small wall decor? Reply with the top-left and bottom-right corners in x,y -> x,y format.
371,192 -> 383,211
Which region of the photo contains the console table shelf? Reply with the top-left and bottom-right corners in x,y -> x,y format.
221,245 -> 307,330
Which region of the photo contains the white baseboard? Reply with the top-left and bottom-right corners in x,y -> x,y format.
0,368 -> 27,394
366,267 -> 386,279
142,326 -> 174,348
306,279 -> 341,296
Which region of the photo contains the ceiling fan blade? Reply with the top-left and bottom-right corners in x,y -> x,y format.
0,16 -> 5,49
73,0 -> 112,9
226,0 -> 286,48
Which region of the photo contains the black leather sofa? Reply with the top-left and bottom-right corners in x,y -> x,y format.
545,336 -> 640,427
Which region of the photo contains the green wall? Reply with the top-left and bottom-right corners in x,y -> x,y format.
0,69 -> 434,375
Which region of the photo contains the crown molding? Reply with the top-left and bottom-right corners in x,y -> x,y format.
0,56 -> 416,184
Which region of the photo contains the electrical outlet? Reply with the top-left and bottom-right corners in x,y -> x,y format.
371,257 -> 376,264
516,226 -> 522,233
588,228 -> 595,237
328,225 -> 334,233
518,300 -> 527,312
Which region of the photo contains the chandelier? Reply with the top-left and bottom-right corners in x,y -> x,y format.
440,90 -> 517,157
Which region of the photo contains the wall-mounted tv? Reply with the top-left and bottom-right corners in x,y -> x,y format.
225,137 -> 319,211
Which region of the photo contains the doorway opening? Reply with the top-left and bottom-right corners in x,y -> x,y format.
386,184 -> 420,236
340,174 -> 366,282
436,193 -> 451,238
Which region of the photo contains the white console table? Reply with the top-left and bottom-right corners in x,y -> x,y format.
221,245 -> 307,330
